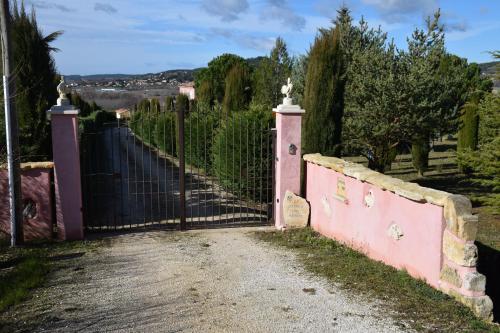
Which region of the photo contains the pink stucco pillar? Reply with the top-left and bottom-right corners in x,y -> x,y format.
48,102 -> 83,240
273,100 -> 305,229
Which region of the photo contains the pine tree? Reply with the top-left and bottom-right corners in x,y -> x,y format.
303,27 -> 346,156
252,37 -> 292,108
222,63 -> 251,115
194,53 -> 247,105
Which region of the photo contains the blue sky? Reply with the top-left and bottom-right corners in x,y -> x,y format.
25,0 -> 500,75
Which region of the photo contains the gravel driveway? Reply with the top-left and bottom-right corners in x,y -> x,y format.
1,227 -> 410,332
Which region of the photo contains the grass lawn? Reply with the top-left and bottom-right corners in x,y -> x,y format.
0,235 -> 101,313
256,228 -> 500,333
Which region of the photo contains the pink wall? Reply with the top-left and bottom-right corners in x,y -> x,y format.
0,166 -> 53,242
306,162 -> 445,287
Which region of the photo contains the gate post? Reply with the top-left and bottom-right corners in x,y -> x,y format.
273,89 -> 305,230
47,77 -> 83,240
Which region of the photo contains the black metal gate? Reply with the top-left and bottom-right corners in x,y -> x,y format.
80,108 -> 274,231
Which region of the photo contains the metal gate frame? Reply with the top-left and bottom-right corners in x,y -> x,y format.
80,107 -> 275,231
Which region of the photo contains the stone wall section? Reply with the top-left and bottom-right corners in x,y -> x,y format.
303,153 -> 493,321
0,162 -> 54,242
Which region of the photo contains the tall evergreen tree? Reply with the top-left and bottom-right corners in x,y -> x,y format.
222,63 -> 251,115
303,26 -> 346,156
194,53 -> 247,105
252,37 -> 292,108
0,2 -> 61,159
290,55 -> 308,107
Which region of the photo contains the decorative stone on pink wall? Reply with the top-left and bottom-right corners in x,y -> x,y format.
302,154 -> 493,321
0,162 -> 54,242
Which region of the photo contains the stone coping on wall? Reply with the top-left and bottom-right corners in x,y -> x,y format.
303,153 -> 493,321
304,153 -> 451,205
0,161 -> 54,170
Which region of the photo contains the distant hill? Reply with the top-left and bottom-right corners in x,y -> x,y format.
66,57 -> 266,84
479,61 -> 499,89
66,69 -> 202,83
479,61 -> 499,76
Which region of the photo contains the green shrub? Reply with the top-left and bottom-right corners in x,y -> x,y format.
212,108 -> 274,202
79,110 -> 115,133
155,112 -> 177,156
457,101 -> 480,172
411,136 -> 430,176
185,111 -> 221,172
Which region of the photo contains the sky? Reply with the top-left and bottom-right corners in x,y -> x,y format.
24,0 -> 500,75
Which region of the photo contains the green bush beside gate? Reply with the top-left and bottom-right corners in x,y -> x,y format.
128,101 -> 274,204
185,111 -> 220,172
212,108 -> 274,202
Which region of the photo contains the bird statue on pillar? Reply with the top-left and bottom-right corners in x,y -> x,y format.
57,76 -> 70,106
281,77 -> 293,105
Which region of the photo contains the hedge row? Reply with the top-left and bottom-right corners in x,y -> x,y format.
128,107 -> 274,203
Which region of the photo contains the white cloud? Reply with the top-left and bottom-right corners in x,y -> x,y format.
94,3 -> 118,14
27,0 -> 75,13
362,0 -> 438,23
201,0 -> 249,22
260,0 -> 306,31
210,28 -> 276,51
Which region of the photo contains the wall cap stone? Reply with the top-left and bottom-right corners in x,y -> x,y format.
304,153 -> 451,206
1,161 -> 54,170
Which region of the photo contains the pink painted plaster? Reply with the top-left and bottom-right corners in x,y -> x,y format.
0,168 -> 53,241
274,112 -> 302,228
306,162 -> 446,288
51,113 -> 84,240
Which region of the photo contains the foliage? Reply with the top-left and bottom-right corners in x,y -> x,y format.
164,96 -> 174,112
175,94 -> 189,115
303,25 -> 345,156
0,255 -> 48,312
411,137 -> 430,177
457,101 -> 480,157
290,55 -> 308,107
155,112 -> 177,156
212,108 -> 274,202
252,37 -> 292,108
457,93 -> 500,213
69,93 -> 100,117
79,110 -> 116,134
130,99 -> 154,145
0,2 -> 61,161
457,61 -> 494,171
341,12 -> 408,172
185,111 -> 220,171
399,12 -> 471,174
222,63 -> 251,115
194,54 -> 248,105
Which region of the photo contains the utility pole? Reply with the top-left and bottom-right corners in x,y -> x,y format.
1,0 -> 23,246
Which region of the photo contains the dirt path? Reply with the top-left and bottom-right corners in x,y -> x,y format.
1,228 -> 411,332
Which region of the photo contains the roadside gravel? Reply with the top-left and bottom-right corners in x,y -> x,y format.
0,227 -> 411,332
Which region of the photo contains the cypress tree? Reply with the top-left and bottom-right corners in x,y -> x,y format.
164,96 -> 174,112
303,27 -> 345,156
222,63 -> 251,115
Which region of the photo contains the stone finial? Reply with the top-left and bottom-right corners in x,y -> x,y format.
281,77 -> 293,105
57,76 -> 70,106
